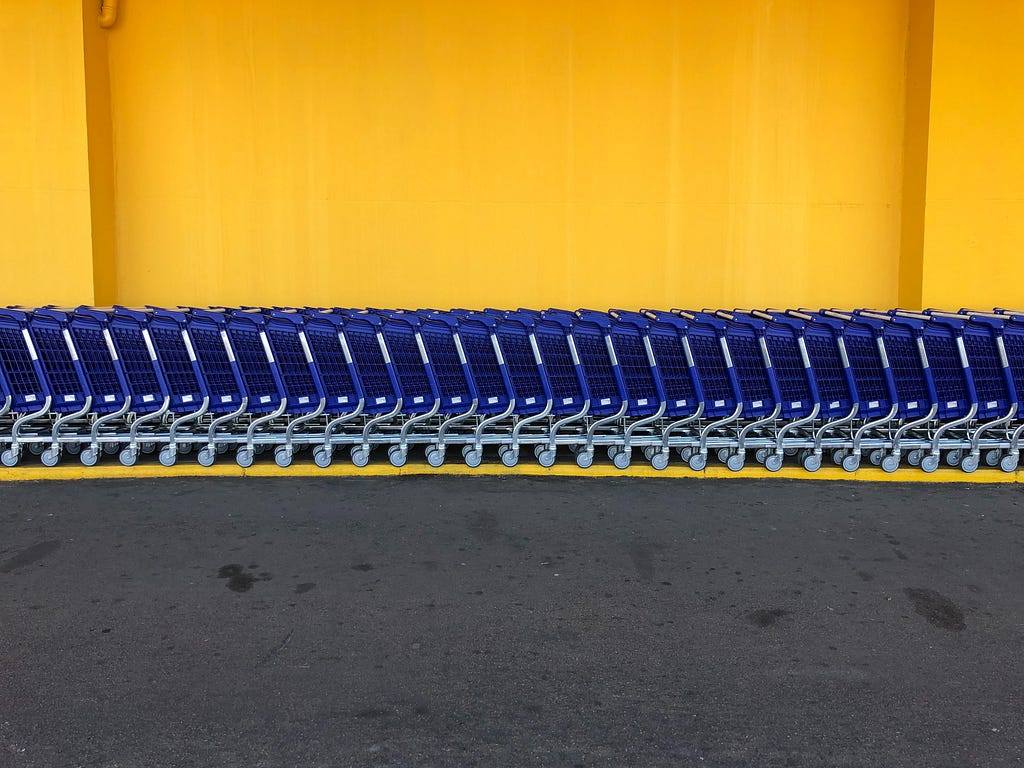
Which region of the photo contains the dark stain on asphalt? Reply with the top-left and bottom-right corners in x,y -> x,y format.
217,564 -> 265,592
747,608 -> 790,628
295,582 -> 316,594
905,587 -> 965,631
0,540 -> 61,573
354,707 -> 390,719
351,563 -> 374,572
629,541 -> 659,582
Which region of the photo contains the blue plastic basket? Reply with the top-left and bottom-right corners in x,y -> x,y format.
375,311 -> 438,415
571,310 -> 627,418
225,310 -> 287,415
185,310 -> 247,414
146,308 -> 209,413
451,312 -> 512,416
642,311 -> 702,420
266,311 -> 326,416
710,311 -> 779,420
529,312 -> 588,416
417,312 -> 476,414
819,312 -> 895,419
337,311 -> 401,415
302,311 -> 363,414
24,310 -> 88,414
672,311 -> 739,419
110,308 -> 170,415
493,312 -> 548,416
0,309 -> 51,412
607,311 -> 664,418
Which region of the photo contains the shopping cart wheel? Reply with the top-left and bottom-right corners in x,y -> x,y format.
841,454 -> 860,473
881,454 -> 900,474
158,447 -> 177,467
765,454 -> 784,473
80,448 -> 99,467
613,450 -> 631,470
197,446 -> 216,467
802,453 -> 822,472
313,446 -> 332,468
1,449 -> 19,467
351,448 -> 370,468
985,449 -> 1002,467
65,442 -> 81,455
388,446 -> 407,468
832,449 -> 848,465
726,453 -> 745,472
102,443 -> 119,455
754,448 -> 768,465
678,447 -> 693,461
907,449 -> 923,467
606,445 -> 621,461
425,447 -> 445,468
869,449 -> 884,466
717,448 -> 731,464
920,454 -> 940,473
41,447 -> 60,467
179,443 -> 194,455
1000,454 -> 1019,473
119,448 -> 138,468
650,452 -> 669,471
537,449 -> 556,468
141,442 -> 157,454
28,443 -> 44,456
687,453 -> 707,472
464,449 -> 482,468
216,443 -> 230,455
575,449 -> 594,469
960,454 -> 980,474
501,449 -> 519,468
274,446 -> 293,468
784,447 -> 799,457
461,445 -> 474,459
945,450 -> 962,467
235,448 -> 254,468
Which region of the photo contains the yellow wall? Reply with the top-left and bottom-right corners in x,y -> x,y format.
921,0 -> 1024,310
106,0 -> 911,310
0,0 -> 95,305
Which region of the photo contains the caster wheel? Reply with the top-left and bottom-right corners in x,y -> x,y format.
1,449 -> 19,467
651,452 -> 669,471
215,443 -> 229,455
678,447 -> 693,461
41,447 -> 60,467
388,446 -> 407,468
141,442 -> 157,454
65,442 -> 81,456
613,450 -> 631,470
533,444 -> 545,458
159,447 -> 177,467
197,446 -> 216,467
985,449 -> 1002,467
576,450 -> 594,469
921,454 -> 940,474
688,453 -> 707,471
643,447 -> 657,461
606,445 -> 621,461
425,447 -> 445,468
1000,454 -> 1019,473
726,453 -> 745,472
28,443 -> 44,456
464,449 -> 482,468
869,449 -> 884,466
313,446 -> 332,468
960,454 -> 980,474
80,448 -> 99,467
842,454 -> 861,473
797,449 -> 810,464
717,448 -> 731,464
946,450 -> 962,467
501,449 -> 519,468
102,442 -> 119,455
907,449 -> 923,467
755,448 -> 769,465
537,449 -> 556,468
803,453 -> 822,472
832,449 -> 848,466
351,448 -> 370,468
119,448 -> 138,467
274,446 -> 293,468
252,444 -> 266,455
236,448 -> 254,468
461,445 -> 474,459
881,454 -> 900,474
178,443 -> 193,455
765,454 -> 783,473
784,447 -> 799,457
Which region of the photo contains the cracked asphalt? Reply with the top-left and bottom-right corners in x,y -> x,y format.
1,477 -> 1022,767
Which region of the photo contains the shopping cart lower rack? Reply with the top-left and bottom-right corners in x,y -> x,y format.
0,305 -> 1020,474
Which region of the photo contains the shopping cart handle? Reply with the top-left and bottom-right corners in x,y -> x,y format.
499,311 -> 536,328
268,310 -> 306,325
0,308 -> 29,322
608,309 -> 650,329
419,312 -> 460,328
34,308 -> 73,323
74,307 -> 111,322
112,306 -> 151,322
150,307 -> 189,324
188,308 -> 228,323
538,311 -> 574,328
229,310 -> 267,326
575,309 -> 612,328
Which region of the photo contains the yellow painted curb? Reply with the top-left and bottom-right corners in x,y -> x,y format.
0,458 -> 1018,483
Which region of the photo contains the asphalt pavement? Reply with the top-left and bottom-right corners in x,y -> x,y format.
1,477 -> 1022,767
